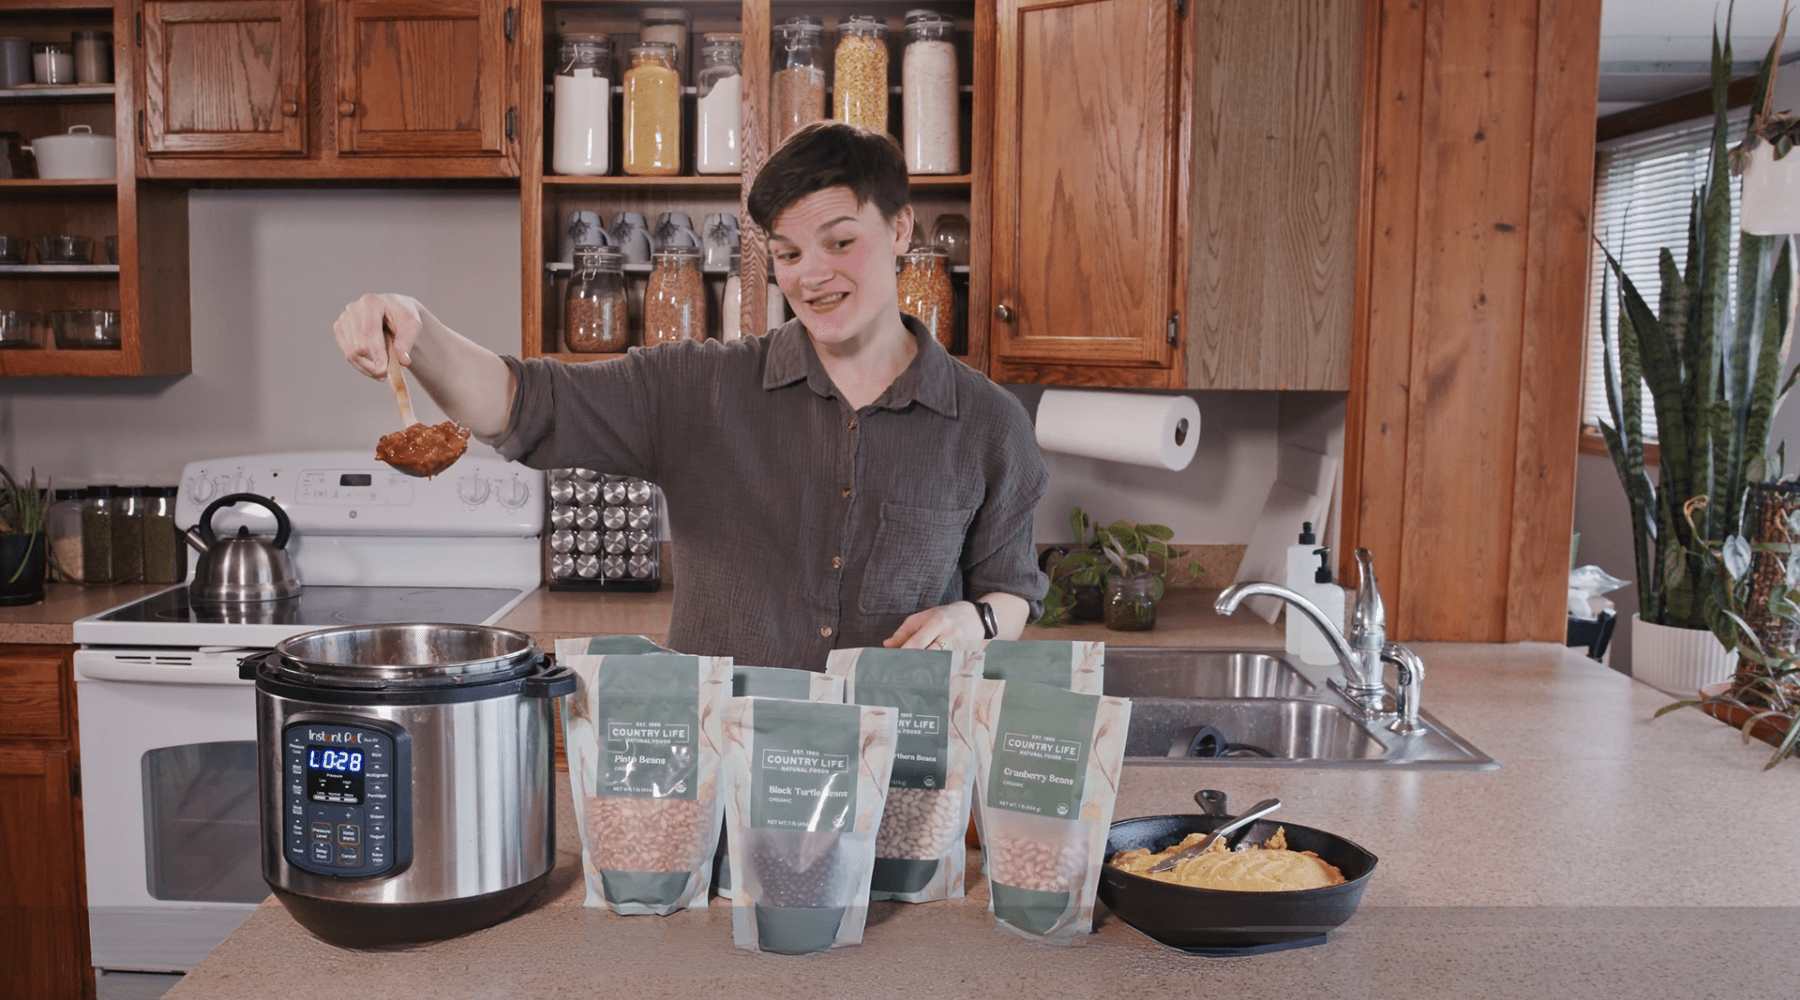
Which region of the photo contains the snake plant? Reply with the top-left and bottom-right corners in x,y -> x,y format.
1598,11 -> 1798,632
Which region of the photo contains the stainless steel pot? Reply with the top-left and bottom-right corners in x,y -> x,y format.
241,623 -> 575,948
186,493 -> 303,603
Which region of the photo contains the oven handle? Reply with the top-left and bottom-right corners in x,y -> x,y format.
77,657 -> 253,686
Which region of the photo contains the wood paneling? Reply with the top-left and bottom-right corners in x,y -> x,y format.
989,0 -> 1178,375
1183,0 -> 1360,391
334,0 -> 509,157
143,0 -> 307,156
1343,0 -> 1601,642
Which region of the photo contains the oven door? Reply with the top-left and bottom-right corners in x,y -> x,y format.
75,649 -> 267,972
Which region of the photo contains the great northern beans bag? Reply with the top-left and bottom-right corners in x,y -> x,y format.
972,678 -> 1130,944
555,634 -> 672,659
980,640 -> 1104,694
714,666 -> 846,899
561,652 -> 730,915
722,697 -> 896,954
825,647 -> 979,902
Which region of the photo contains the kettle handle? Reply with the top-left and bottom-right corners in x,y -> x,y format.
197,492 -> 294,549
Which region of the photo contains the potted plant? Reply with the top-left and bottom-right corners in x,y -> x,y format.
1597,13 -> 1798,694
1736,5 -> 1800,234
0,465 -> 50,606
1035,507 -> 1201,630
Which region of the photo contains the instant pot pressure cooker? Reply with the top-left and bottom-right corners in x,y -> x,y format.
240,624 -> 574,947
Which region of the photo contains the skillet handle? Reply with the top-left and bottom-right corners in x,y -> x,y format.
1193,788 -> 1228,817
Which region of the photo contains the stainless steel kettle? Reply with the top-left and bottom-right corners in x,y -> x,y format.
185,493 -> 302,603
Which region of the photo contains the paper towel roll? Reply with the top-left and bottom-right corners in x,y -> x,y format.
1034,389 -> 1201,470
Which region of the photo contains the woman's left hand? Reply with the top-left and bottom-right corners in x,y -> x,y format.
884,601 -> 984,650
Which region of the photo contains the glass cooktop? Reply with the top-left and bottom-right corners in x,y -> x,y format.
99,586 -> 527,629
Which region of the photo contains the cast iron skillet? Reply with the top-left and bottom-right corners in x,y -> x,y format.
1098,790 -> 1379,950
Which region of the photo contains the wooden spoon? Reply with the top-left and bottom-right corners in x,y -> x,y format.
373,321 -> 469,479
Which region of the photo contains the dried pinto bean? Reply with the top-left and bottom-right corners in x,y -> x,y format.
586,796 -> 707,872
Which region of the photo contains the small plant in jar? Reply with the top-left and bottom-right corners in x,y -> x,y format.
1035,506 -> 1201,629
0,465 -> 50,605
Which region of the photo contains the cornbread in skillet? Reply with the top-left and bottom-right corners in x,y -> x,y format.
1109,827 -> 1346,891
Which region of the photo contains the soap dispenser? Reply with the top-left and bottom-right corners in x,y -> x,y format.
1296,547 -> 1347,667
1284,522 -> 1319,658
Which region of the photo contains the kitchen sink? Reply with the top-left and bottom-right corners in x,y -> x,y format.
1102,647 -> 1496,770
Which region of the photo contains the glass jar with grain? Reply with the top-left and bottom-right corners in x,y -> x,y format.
142,486 -> 185,585
902,11 -> 959,173
624,43 -> 681,176
897,246 -> 954,351
47,488 -> 82,583
695,33 -> 742,174
645,246 -> 705,345
564,245 -> 629,352
639,7 -> 690,81
834,15 -> 889,133
552,33 -> 613,176
771,17 -> 826,147
80,485 -> 118,584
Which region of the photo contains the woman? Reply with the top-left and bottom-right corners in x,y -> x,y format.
332,123 -> 1047,670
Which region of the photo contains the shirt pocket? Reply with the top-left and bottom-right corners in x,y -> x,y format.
858,502 -> 979,616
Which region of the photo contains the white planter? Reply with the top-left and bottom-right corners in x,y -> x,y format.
1630,614 -> 1738,696
1741,141 -> 1800,235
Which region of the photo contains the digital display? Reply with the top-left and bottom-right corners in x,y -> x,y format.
338,474 -> 373,487
306,745 -> 366,803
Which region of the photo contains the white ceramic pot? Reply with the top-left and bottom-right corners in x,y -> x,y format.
1741,141 -> 1800,235
27,125 -> 114,179
1630,614 -> 1738,696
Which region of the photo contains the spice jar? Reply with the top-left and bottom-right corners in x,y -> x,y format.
624,43 -> 681,176
834,16 -> 889,133
72,29 -> 112,84
552,33 -> 613,176
721,251 -> 742,341
47,488 -> 82,583
902,11 -> 958,173
645,246 -> 705,345
897,246 -> 954,350
695,33 -> 742,175
564,245 -> 630,352
639,7 -> 690,81
771,17 -> 826,147
141,486 -> 185,585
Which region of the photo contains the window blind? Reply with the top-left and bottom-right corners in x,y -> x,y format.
1583,112 -> 1749,444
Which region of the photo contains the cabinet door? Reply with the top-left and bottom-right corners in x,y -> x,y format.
989,0 -> 1182,380
142,0 -> 307,156
0,748 -> 89,1000
334,0 -> 511,157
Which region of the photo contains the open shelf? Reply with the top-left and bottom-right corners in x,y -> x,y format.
542,174 -> 743,187
0,263 -> 118,274
0,177 -> 117,188
0,84 -> 114,100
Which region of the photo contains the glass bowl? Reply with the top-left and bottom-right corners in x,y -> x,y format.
35,235 -> 93,264
0,234 -> 26,264
104,234 -> 117,265
0,309 -> 45,349
50,308 -> 119,349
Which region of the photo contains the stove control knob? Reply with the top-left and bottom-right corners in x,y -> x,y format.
189,475 -> 217,503
235,473 -> 256,494
458,474 -> 491,506
496,477 -> 531,510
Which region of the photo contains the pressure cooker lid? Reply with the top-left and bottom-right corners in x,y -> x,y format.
270,623 -> 541,689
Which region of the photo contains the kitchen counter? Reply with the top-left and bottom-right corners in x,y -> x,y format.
160,598 -> 1800,999
0,582 -> 174,645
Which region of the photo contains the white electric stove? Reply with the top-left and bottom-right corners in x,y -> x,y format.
71,451 -> 544,971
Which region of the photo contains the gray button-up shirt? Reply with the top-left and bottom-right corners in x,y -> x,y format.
489,316 -> 1049,670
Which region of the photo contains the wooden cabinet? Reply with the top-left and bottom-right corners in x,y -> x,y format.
141,0 -> 307,156
137,0 -> 522,178
0,4 -> 191,378
987,0 -> 1183,387
0,645 -> 94,1000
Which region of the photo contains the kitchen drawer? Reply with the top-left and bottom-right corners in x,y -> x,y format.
0,646 -> 73,742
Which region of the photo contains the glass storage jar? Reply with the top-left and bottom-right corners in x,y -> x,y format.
112,486 -> 145,584
80,485 -> 117,584
623,43 -> 681,176
552,33 -> 613,176
141,486 -> 185,585
564,246 -> 629,352
721,250 -> 742,341
33,43 -> 73,84
639,7 -> 690,81
72,29 -> 112,84
834,16 -> 888,133
47,487 -> 82,582
771,17 -> 826,147
1103,574 -> 1158,632
902,11 -> 958,173
930,212 -> 971,265
695,33 -> 742,174
644,246 -> 705,345
897,246 -> 954,350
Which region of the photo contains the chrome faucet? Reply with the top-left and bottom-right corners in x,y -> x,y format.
1215,548 -> 1425,735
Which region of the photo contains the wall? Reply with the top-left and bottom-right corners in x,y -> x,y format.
0,190 -> 1333,556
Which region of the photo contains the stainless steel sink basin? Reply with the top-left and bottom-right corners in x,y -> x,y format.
1102,647 -> 1496,770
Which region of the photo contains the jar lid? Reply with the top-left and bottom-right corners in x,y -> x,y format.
574,244 -> 623,266
903,245 -> 948,259
150,485 -> 179,497
838,14 -> 888,32
652,245 -> 702,259
905,9 -> 952,24
561,32 -> 611,43
53,488 -> 82,502
125,485 -> 147,495
701,32 -> 741,45
641,7 -> 689,21
777,15 -> 825,32
629,41 -> 677,57
33,42 -> 68,51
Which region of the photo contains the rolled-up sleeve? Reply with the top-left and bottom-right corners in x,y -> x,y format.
482,353 -> 663,479
960,398 -> 1051,621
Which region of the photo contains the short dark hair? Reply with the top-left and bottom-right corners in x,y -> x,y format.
747,122 -> 910,232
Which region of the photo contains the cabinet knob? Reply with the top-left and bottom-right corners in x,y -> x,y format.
994,303 -> 1015,323
281,100 -> 299,117
338,99 -> 357,117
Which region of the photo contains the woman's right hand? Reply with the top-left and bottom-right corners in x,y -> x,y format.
332,293 -> 426,380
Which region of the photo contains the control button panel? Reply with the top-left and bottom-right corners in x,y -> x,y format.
283,720 -> 407,879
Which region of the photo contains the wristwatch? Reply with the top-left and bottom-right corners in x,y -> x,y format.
971,599 -> 998,640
